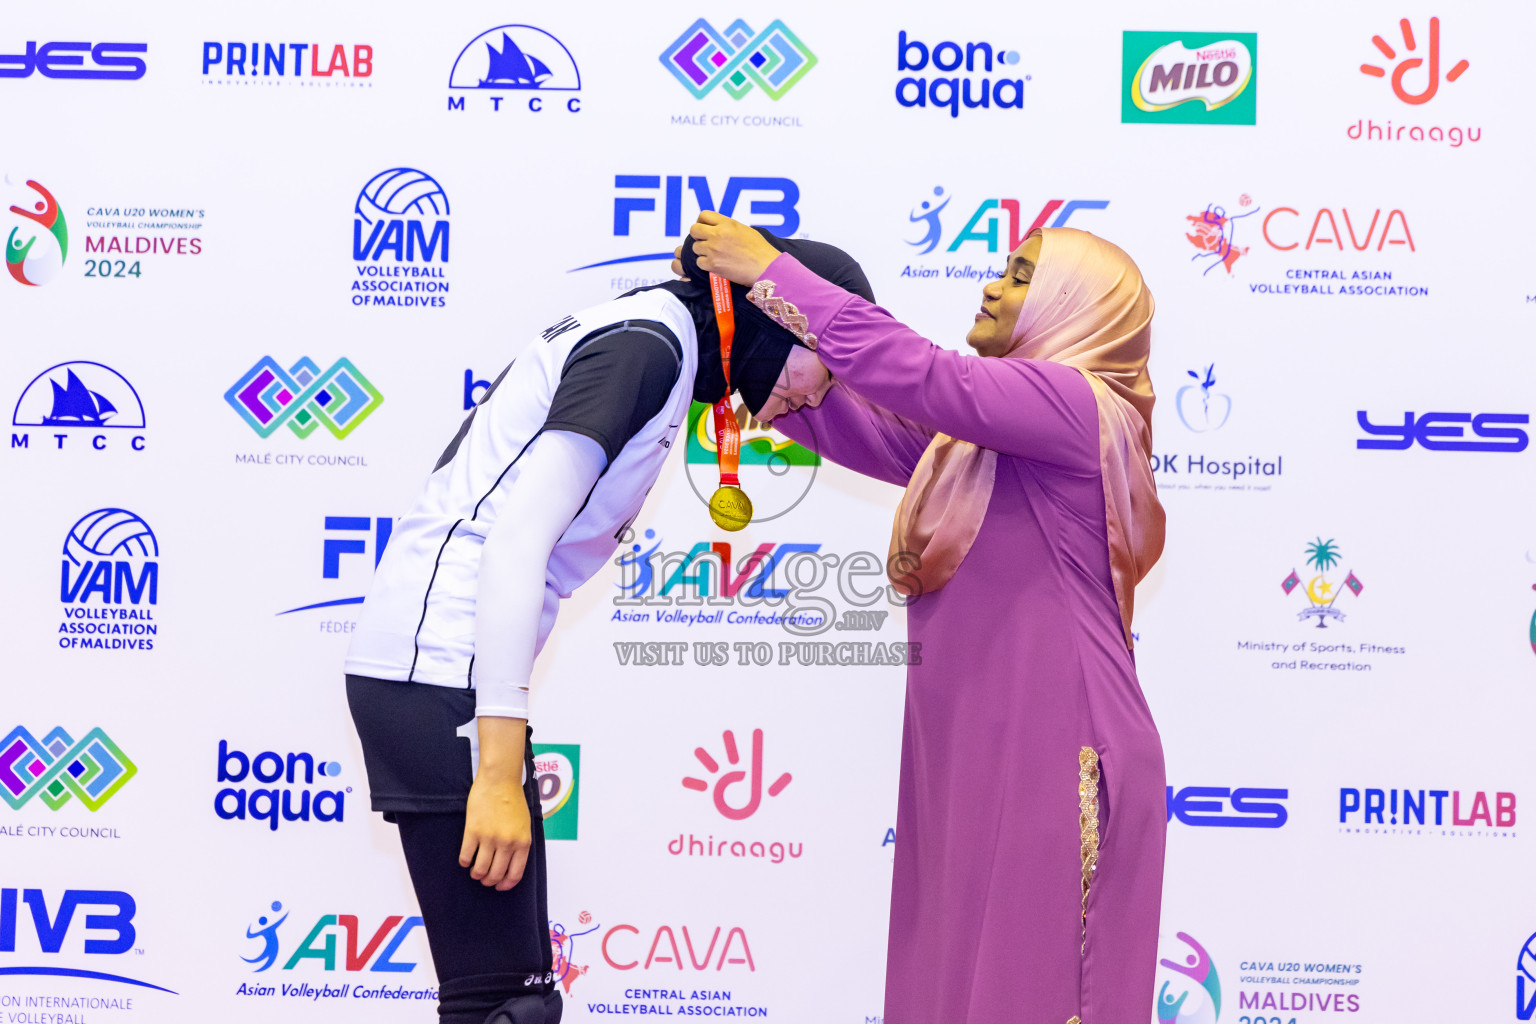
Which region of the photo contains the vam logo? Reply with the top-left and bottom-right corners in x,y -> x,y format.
533,743 -> 581,840
5,178 -> 67,286
0,887 -> 174,992
226,357 -> 383,440
58,509 -> 159,652
661,19 -> 816,100
351,168 -> 450,308
447,25 -> 581,113
0,727 -> 136,811
1518,930 -> 1536,1019
1122,31 -> 1257,125
12,361 -> 146,452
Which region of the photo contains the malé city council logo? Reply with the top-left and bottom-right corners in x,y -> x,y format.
225,357 -> 382,439
0,726 -> 135,811
1122,31 -> 1257,125
5,177 -> 67,286
660,19 -> 816,100
1282,537 -> 1363,628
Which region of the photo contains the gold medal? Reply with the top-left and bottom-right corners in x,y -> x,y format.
708,485 -> 753,532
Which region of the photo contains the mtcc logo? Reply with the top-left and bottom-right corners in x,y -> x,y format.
1281,537 -> 1362,628
0,726 -> 136,811
1155,932 -> 1222,1024
6,178 -> 68,286
447,25 -> 581,113
661,19 -> 816,100
682,729 -> 791,820
225,357 -> 383,439
12,361 -> 147,452
1175,364 -> 1230,432
243,901 -> 423,973
1360,17 -> 1468,105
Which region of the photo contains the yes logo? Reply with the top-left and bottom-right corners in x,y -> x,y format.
1360,18 -> 1469,105
682,729 -> 790,820
1356,411 -> 1528,452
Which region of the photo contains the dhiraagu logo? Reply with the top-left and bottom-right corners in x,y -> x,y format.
1122,31 -> 1256,125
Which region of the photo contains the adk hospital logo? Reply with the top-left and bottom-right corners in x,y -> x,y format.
12,361 -> 147,453
1,726 -> 136,812
58,508 -> 159,652
351,168 -> 450,308
447,25 -> 581,114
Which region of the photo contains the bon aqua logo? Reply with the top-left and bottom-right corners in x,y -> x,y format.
5,177 -> 67,286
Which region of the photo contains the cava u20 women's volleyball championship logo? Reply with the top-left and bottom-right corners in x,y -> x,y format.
1155,931 -> 1222,1023
1282,537 -> 1363,628
5,177 -> 67,286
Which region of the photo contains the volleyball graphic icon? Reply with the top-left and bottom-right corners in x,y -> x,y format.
63,508 -> 159,567
354,168 -> 450,226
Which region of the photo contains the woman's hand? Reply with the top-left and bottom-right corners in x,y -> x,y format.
687,211 -> 781,285
459,716 -> 531,891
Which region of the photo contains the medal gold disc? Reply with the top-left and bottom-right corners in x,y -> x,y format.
708,486 -> 753,532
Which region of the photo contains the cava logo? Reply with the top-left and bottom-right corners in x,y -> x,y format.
5,178 -> 67,286
662,19 -> 815,100
0,727 -> 135,811
532,743 -> 581,840
1122,32 -> 1257,125
447,25 -> 581,114
1281,538 -> 1362,628
58,509 -> 159,652
225,357 -> 382,439
12,361 -> 146,452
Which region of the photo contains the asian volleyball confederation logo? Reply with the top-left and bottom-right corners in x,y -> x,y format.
1154,931 -> 1222,1023
5,176 -> 68,286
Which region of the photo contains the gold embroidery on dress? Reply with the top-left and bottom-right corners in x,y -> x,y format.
1066,1017 -> 1083,1024
1078,746 -> 1101,956
748,279 -> 818,349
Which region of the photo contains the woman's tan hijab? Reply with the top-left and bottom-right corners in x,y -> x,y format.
889,227 -> 1164,648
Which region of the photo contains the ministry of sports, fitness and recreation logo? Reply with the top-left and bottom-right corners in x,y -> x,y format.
661,19 -> 816,100
1282,538 -> 1363,628
532,743 -> 581,840
1155,932 -> 1222,1023
12,361 -> 147,453
59,508 -> 159,652
1122,31 -> 1257,125
0,726 -> 136,811
351,168 -> 451,308
447,25 -> 581,114
5,177 -> 67,286
225,357 -> 383,439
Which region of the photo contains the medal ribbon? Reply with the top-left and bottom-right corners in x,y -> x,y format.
709,273 -> 741,489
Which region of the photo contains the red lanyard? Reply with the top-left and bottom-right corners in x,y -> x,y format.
709,273 -> 740,489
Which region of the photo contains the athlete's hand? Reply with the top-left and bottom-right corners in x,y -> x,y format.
688,211 -> 780,285
672,245 -> 686,279
460,717 -> 531,891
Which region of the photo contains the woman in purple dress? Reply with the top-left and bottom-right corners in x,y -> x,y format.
684,214 -> 1167,1024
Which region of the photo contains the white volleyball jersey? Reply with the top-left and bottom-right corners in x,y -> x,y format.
345,288 -> 698,688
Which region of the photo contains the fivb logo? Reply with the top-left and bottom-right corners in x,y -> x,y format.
0,888 -> 176,993
0,726 -> 136,812
225,357 -> 383,439
661,19 -> 816,100
214,741 -> 346,831
277,516 -> 394,617
351,168 -> 450,308
243,900 -> 423,973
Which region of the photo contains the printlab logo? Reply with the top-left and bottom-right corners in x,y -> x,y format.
241,901 -> 423,974
533,743 -> 581,840
1155,932 -> 1222,1023
278,516 -> 393,618
1174,365 -> 1230,433
683,729 -> 791,821
0,727 -> 136,812
570,174 -> 799,285
59,508 -> 159,652
1122,31 -> 1257,125
225,357 -> 383,439
683,399 -> 818,524
0,41 -> 147,80
895,32 -> 1028,117
1356,410 -> 1529,452
1281,538 -> 1362,629
0,888 -> 174,993
352,168 -> 451,308
1519,931 -> 1536,1019
1165,785 -> 1287,828
661,19 -> 816,100
902,186 -> 1108,280
1339,785 -> 1515,832
214,741 -> 347,831
447,25 -> 581,114
201,42 -> 373,86
5,178 -> 67,286
12,361 -> 147,452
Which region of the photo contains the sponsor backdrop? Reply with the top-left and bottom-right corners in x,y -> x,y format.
2,1 -> 1533,1021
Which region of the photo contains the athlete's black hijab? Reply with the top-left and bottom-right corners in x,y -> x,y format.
635,230 -> 875,413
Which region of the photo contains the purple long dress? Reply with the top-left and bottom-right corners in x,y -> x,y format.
765,256 -> 1166,1024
